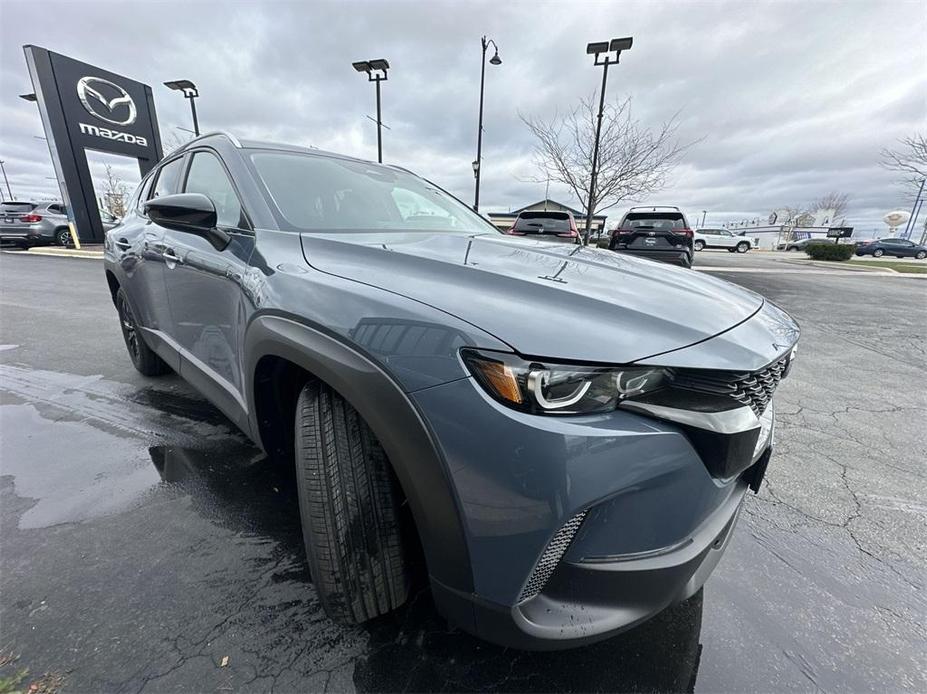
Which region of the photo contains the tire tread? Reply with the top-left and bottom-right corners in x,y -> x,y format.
295,382 -> 409,623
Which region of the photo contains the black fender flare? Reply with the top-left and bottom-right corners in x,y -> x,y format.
243,313 -> 474,595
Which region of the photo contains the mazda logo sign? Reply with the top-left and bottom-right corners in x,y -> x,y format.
76,76 -> 137,126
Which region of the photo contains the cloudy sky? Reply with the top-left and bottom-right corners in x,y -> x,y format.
1,0 -> 924,234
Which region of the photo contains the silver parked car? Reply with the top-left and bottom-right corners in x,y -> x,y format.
0,201 -> 120,247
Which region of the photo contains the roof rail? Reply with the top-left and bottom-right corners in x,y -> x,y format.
180,131 -> 242,149
627,205 -> 681,211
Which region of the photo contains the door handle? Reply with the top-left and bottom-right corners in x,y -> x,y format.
115,238 -> 131,250
163,250 -> 183,264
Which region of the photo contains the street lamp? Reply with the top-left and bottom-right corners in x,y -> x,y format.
473,36 -> 501,212
582,36 -> 633,244
0,160 -> 13,201
19,93 -> 37,102
353,59 -> 390,163
163,80 -> 200,136
701,210 -> 707,228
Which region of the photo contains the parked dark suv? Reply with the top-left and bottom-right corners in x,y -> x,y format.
105,133 -> 799,649
609,206 -> 694,267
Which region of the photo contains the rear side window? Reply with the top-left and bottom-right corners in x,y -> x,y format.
1,202 -> 36,213
620,212 -> 686,230
513,211 -> 573,232
150,157 -> 184,199
133,173 -> 156,212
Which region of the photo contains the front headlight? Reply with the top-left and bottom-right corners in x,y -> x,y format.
462,349 -> 670,415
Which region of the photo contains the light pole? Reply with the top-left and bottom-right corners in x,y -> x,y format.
353,59 -> 390,163
902,178 -> 925,239
583,37 -> 633,244
701,210 -> 707,228
0,160 -> 13,200
473,36 -> 501,212
164,80 -> 200,136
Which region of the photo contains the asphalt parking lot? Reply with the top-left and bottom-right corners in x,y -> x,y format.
1,251 -> 925,692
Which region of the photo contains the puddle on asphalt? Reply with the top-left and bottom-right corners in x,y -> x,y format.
0,403 -> 163,529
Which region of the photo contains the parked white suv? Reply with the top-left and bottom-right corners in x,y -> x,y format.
694,228 -> 752,253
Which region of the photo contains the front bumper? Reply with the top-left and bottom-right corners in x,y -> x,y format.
414,376 -> 774,649
433,475 -> 750,650
611,247 -> 692,267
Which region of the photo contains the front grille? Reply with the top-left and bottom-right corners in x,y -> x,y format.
518,510 -> 587,603
673,355 -> 790,416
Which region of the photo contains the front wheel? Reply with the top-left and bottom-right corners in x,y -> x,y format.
736,242 -> 749,253
693,240 -> 705,251
915,251 -> 926,259
294,382 -> 410,623
55,228 -> 71,247
115,288 -> 170,376
873,249 -> 884,258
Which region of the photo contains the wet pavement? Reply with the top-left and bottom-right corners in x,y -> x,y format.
1,253 -> 925,692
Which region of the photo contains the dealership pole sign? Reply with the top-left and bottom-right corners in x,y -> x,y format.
23,46 -> 163,242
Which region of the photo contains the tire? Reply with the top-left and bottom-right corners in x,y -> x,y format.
693,240 -> 705,251
55,228 -> 71,247
736,242 -> 749,253
916,251 -> 926,260
115,288 -> 170,376
294,381 -> 410,623
873,249 -> 884,257
789,246 -> 798,251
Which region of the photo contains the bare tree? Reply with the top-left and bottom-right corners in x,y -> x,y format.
101,164 -> 128,218
521,95 -> 698,240
880,133 -> 927,193
809,191 -> 850,222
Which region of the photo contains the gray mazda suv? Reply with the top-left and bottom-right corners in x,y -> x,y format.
104,133 -> 799,649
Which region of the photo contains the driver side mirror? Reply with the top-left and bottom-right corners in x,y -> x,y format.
144,193 -> 230,249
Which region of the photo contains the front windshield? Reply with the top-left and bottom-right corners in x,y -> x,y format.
249,150 -> 497,234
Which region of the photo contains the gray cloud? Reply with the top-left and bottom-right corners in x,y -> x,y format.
1,0 -> 924,235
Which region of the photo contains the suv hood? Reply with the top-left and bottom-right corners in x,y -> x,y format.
300,232 -> 764,364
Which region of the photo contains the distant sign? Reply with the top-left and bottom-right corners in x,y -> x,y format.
827,227 -> 854,239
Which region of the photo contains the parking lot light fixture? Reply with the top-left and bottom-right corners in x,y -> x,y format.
473,36 -> 502,212
19,93 -> 37,102
583,36 -> 633,244
353,59 -> 390,163
164,80 -> 200,136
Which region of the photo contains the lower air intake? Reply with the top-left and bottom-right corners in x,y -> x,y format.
518,510 -> 588,603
